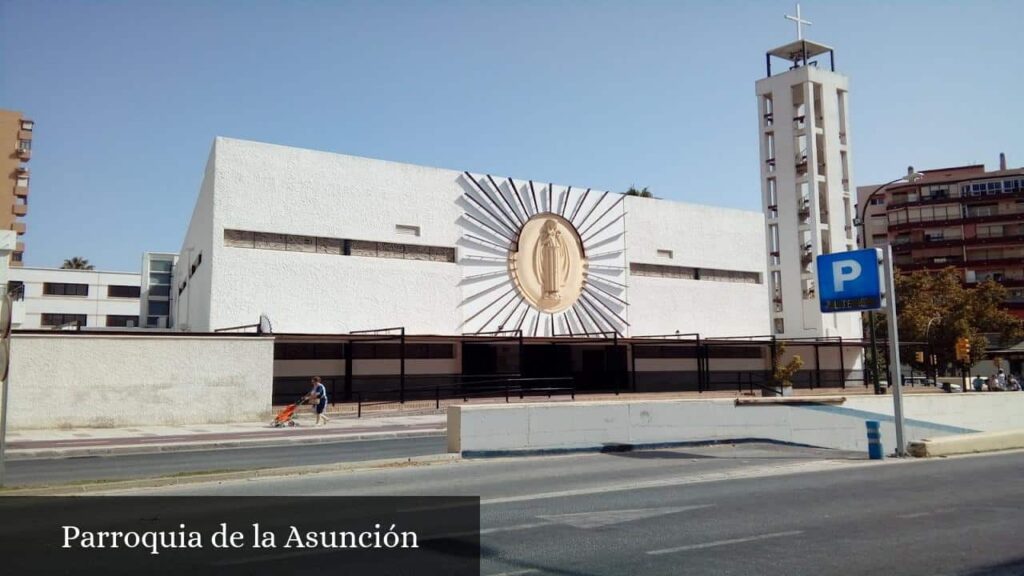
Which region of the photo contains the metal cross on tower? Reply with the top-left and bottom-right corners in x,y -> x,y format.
785,3 -> 812,40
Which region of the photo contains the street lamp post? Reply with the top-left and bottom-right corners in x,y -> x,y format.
856,166 -> 924,394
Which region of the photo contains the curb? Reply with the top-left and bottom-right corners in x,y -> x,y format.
6,429 -> 446,461
908,429 -> 1024,457
0,453 -> 462,495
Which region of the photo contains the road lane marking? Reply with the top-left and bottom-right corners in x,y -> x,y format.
538,504 -> 713,529
646,530 -> 803,555
481,522 -> 551,535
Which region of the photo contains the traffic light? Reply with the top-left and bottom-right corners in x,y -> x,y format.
955,337 -> 971,362
914,351 -> 924,363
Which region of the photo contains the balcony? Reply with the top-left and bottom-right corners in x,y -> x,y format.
16,148 -> 30,161
888,210 -> 1024,232
886,187 -> 1024,211
11,222 -> 26,235
14,184 -> 28,198
12,204 -> 27,217
897,257 -> 965,272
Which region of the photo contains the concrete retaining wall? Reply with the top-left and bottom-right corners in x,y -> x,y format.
448,393 -> 1024,455
908,429 -> 1024,458
6,333 -> 275,429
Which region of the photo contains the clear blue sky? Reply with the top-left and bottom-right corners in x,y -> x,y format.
1,0 -> 1021,272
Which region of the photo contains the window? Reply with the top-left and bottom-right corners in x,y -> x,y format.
149,272 -> 171,285
707,346 -> 763,359
224,229 -> 456,263
350,343 -> 455,359
630,263 -> 697,279
629,263 -> 760,284
107,285 -> 141,298
147,301 -> 170,316
275,343 -> 346,360
395,225 -> 421,237
966,204 -> 996,218
16,176 -> 28,188
656,249 -> 673,259
106,315 -> 139,327
150,259 -> 173,273
17,139 -> 31,151
41,313 -> 87,327
869,197 -> 885,206
634,346 -> 699,359
978,225 -> 1004,238
43,282 -> 88,297
21,120 -> 33,131
7,280 -> 24,300
190,252 -> 202,277
150,285 -> 171,297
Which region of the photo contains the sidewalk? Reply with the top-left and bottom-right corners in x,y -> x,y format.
5,413 -> 446,460
5,385 -> 939,460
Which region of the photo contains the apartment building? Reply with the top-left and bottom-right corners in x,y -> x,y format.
142,252 -> 177,328
858,156 -> 1024,318
8,267 -> 142,329
0,109 -> 32,265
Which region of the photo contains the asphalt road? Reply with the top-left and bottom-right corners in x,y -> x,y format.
4,435 -> 446,487
119,444 -> 1024,576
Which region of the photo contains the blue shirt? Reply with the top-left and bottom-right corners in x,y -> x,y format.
313,383 -> 327,404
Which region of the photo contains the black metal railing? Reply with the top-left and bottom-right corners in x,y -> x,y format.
352,377 -> 575,417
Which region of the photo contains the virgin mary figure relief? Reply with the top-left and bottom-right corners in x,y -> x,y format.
534,219 -> 571,303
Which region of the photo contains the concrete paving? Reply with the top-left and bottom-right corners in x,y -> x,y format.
112,445 -> 1024,576
5,414 -> 445,459
3,435 -> 448,488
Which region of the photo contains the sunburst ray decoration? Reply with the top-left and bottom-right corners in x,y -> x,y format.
458,172 -> 628,337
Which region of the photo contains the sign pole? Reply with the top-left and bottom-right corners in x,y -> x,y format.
0,295 -> 9,487
882,245 -> 907,457
0,358 -> 7,487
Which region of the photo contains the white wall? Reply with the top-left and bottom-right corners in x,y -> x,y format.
177,137 -> 772,338
175,144 -> 217,332
448,394 -> 1024,455
10,267 -> 141,329
625,197 -> 769,337
7,333 -> 274,429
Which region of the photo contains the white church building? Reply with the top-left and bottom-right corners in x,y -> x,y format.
174,137 -> 770,338
167,12 -> 866,401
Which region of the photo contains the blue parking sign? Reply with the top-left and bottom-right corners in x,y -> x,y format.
817,248 -> 883,313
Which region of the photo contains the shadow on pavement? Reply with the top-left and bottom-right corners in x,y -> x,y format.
959,557 -> 1024,576
597,442 -> 867,461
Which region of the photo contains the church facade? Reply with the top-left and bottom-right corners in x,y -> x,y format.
174,137 -> 769,339
169,138 -> 817,400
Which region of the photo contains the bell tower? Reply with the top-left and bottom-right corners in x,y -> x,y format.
757,4 -> 861,340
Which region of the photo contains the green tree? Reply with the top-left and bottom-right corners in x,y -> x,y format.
772,342 -> 804,388
624,186 -> 655,198
61,257 -> 94,270
867,268 -> 1022,370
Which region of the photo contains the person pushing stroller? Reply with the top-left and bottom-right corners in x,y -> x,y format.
306,376 -> 330,426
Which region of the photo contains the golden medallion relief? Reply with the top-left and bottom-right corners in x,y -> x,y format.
510,213 -> 587,314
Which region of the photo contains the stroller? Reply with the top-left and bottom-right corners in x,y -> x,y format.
271,395 -> 310,428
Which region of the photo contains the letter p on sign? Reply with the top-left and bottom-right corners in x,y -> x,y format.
817,248 -> 883,313
832,259 -> 862,293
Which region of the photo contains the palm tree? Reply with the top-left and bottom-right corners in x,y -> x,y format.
61,257 -> 94,270
624,186 -> 655,198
